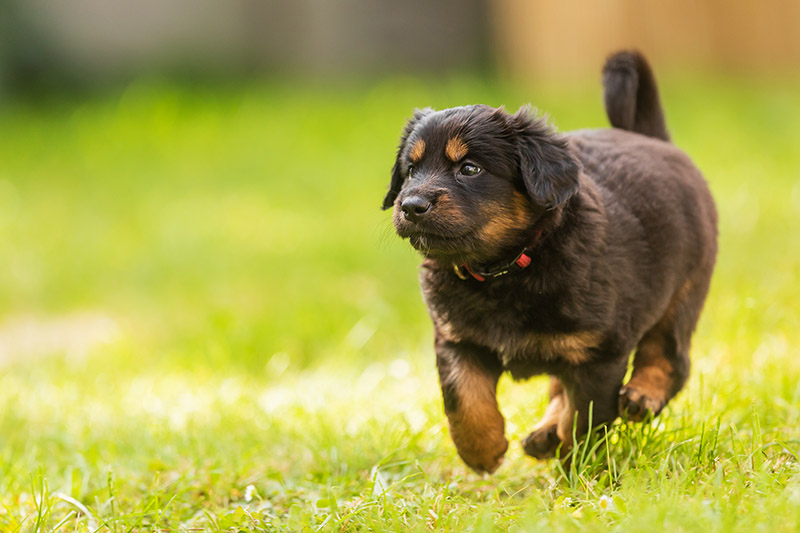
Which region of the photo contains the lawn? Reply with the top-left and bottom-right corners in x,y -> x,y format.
1,73 -> 799,531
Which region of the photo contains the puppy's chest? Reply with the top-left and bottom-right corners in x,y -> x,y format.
426,285 -> 600,367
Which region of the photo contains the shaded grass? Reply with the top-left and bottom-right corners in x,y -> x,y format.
1,72 -> 799,530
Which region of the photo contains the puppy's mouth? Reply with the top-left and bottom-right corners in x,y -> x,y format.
392,206 -> 481,261
407,231 -> 472,253
396,226 -> 478,262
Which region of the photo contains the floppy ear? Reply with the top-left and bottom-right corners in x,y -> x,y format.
512,106 -> 581,209
382,108 -> 431,210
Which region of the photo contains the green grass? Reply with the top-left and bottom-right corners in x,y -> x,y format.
1,73 -> 799,531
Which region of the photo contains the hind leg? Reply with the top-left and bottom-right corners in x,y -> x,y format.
619,327 -> 687,421
620,278 -> 709,421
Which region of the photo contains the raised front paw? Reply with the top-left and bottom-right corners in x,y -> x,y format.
450,424 -> 508,474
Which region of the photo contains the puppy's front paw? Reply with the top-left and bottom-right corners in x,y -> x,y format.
451,426 -> 508,474
522,425 -> 561,459
618,385 -> 665,422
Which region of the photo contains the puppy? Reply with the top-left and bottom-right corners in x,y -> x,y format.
382,51 -> 717,473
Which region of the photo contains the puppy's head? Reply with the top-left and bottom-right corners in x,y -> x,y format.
383,105 -> 580,265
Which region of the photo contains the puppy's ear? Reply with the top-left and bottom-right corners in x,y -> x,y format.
512,106 -> 581,209
383,108 -> 431,210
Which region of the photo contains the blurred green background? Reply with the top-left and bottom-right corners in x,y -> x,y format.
1,1 -> 800,530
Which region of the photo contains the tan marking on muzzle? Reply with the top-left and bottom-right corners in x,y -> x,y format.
409,139 -> 426,163
445,136 -> 468,162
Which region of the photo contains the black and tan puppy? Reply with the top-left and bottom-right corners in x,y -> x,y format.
382,51 -> 717,473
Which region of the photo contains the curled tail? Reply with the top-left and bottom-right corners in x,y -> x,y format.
603,50 -> 670,142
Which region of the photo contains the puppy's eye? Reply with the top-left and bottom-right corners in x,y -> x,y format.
407,164 -> 415,176
459,163 -> 481,177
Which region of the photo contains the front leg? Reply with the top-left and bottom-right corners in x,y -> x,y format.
557,359 -> 629,452
436,337 -> 507,473
522,359 -> 628,461
522,377 -> 568,458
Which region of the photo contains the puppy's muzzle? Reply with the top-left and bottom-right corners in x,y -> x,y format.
400,195 -> 432,222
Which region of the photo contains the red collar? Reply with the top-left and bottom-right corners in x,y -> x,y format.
453,229 -> 543,282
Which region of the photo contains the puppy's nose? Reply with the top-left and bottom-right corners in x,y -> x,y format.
400,196 -> 431,222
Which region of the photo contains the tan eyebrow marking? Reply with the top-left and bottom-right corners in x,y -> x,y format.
409,139 -> 426,163
445,136 -> 468,162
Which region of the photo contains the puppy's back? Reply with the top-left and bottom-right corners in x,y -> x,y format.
570,127 -> 716,287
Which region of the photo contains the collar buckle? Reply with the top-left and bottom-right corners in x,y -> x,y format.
456,250 -> 532,282
453,228 -> 543,282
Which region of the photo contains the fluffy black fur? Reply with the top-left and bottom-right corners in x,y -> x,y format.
383,51 -> 717,473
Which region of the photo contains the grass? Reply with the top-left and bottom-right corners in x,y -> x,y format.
1,72 -> 799,531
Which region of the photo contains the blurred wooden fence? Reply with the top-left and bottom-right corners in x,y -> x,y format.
3,0 -> 799,88
489,0 -> 800,79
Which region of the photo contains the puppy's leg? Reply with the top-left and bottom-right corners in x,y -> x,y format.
522,377 -> 568,458
436,337 -> 507,473
523,361 -> 627,460
620,276 -> 710,421
619,326 -> 683,421
557,359 -> 628,454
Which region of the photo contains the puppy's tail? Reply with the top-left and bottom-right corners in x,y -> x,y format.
602,50 -> 670,142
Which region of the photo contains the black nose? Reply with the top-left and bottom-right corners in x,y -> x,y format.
400,196 -> 431,222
